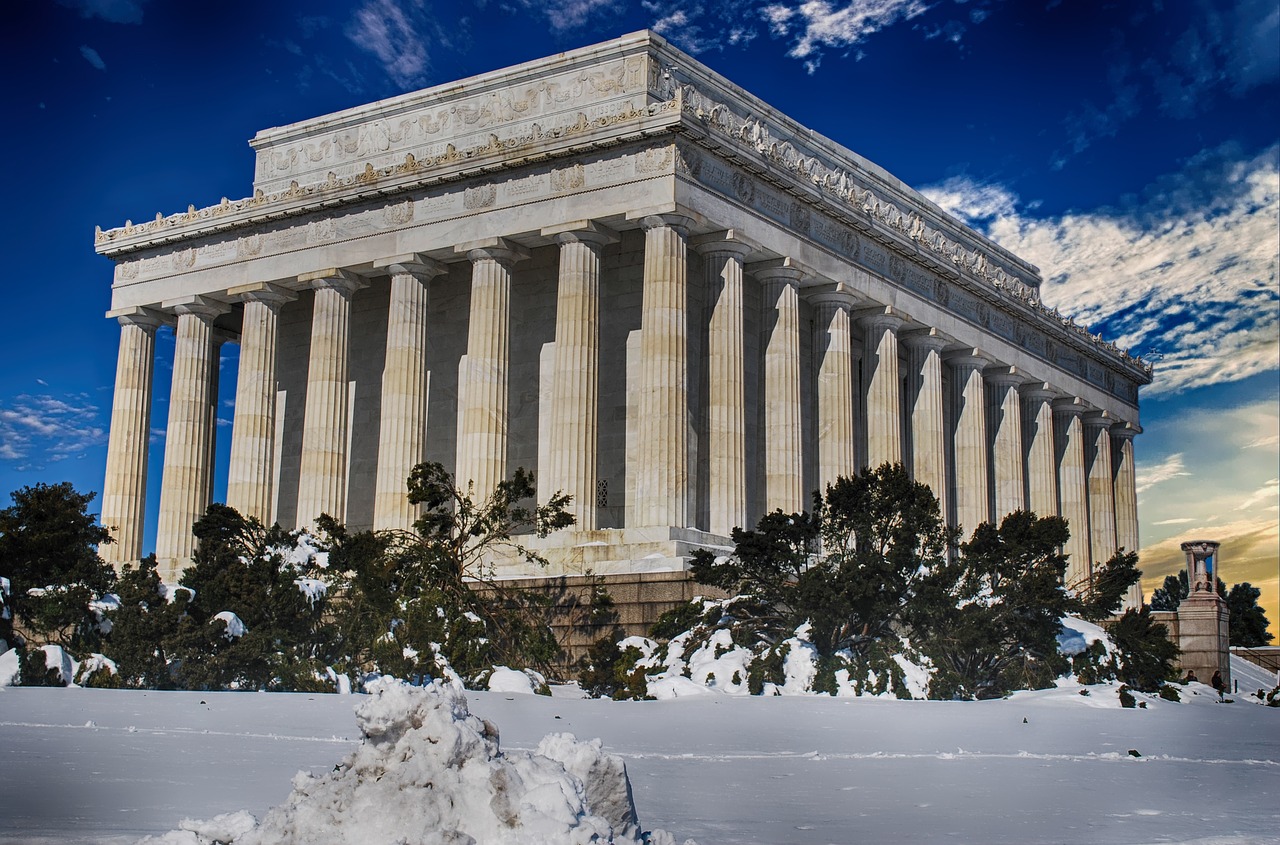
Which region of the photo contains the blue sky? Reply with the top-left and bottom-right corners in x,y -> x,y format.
1,0 -> 1276,631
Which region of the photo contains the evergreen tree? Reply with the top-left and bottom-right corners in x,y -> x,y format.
0,482 -> 115,651
1148,573 -> 1186,611
920,511 -> 1072,699
1078,550 -> 1142,621
1225,582 -> 1274,647
101,556 -> 188,688
171,505 -> 334,691
1105,606 -> 1179,691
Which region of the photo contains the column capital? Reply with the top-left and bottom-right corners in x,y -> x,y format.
162,295 -> 230,323
1052,395 -> 1090,417
456,237 -> 530,266
1022,382 -> 1063,403
106,305 -> 165,331
1083,409 -> 1116,431
298,268 -> 367,296
855,305 -> 908,332
227,282 -> 298,308
945,347 -> 992,370
749,256 -> 806,286
1110,421 -> 1142,440
373,253 -> 448,278
541,220 -> 620,247
900,326 -> 951,352
689,228 -> 758,257
985,365 -> 1029,388
627,204 -> 701,234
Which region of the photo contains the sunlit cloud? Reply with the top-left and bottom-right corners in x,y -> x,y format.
1135,453 -> 1190,495
929,144 -> 1280,397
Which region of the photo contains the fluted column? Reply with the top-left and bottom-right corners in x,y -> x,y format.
949,351 -> 990,537
155,297 -> 227,581
635,215 -> 694,527
226,283 -> 295,525
1112,423 -> 1142,609
1085,411 -> 1118,574
544,224 -> 616,531
860,308 -> 905,468
101,308 -> 162,567
987,367 -> 1026,519
297,270 -> 365,527
903,329 -> 949,520
372,255 -> 445,531
1023,385 -> 1059,519
455,240 -> 528,503
813,295 -> 856,493
755,259 -> 805,514
692,232 -> 753,535
1054,397 -> 1091,588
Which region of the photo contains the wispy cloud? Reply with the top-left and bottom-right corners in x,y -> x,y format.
1052,58 -> 1141,169
931,144 -> 1279,396
79,45 -> 106,71
1135,453 -> 1191,495
56,0 -> 149,24
762,0 -> 929,70
519,0 -> 620,31
346,0 -> 432,89
0,393 -> 106,471
1153,517 -> 1196,525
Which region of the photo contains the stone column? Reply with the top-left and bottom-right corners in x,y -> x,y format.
155,296 -> 227,581
371,255 -> 445,531
692,231 -> 753,535
101,307 -> 162,567
1023,385 -> 1059,520
544,223 -> 616,531
861,308 -> 905,468
296,270 -> 365,527
1112,423 -> 1142,609
1054,397 -> 1091,588
755,258 -> 805,515
1085,411 -> 1118,573
987,367 -> 1026,520
635,215 -> 694,527
949,351 -> 990,538
903,329 -> 949,521
455,239 -> 528,503
812,294 -> 856,494
225,283 -> 295,525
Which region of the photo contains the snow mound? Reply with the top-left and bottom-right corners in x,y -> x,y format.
139,678 -> 694,845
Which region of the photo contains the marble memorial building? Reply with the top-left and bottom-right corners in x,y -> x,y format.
97,32 -> 1151,618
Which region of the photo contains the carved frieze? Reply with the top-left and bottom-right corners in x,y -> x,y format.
384,199 -> 414,226
464,184 -> 497,209
550,163 -> 585,192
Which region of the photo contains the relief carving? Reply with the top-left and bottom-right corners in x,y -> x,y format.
171,248 -> 196,270
635,146 -> 673,175
674,143 -> 703,178
307,218 -> 337,243
116,261 -> 138,280
550,163 -> 585,192
888,255 -> 905,282
789,202 -> 811,234
464,183 -> 497,209
239,233 -> 264,257
384,199 -> 414,226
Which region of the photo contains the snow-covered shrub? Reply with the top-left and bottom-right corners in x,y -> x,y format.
139,678 -> 693,845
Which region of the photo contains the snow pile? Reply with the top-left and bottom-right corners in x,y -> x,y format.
486,666 -> 548,695
139,678 -> 694,845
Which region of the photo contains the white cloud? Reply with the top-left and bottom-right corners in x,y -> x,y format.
79,45 -> 106,71
1236,478 -> 1280,512
0,394 -> 106,470
932,145 -> 1279,397
1152,517 -> 1196,525
523,0 -> 619,30
346,0 -> 432,89
56,0 -> 149,24
761,0 -> 929,68
1135,453 -> 1190,494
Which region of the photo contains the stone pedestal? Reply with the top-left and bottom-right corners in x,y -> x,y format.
1176,540 -> 1230,689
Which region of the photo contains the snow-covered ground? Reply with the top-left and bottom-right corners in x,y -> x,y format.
1,657 -> 1276,845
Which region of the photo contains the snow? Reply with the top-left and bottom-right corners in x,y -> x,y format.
487,666 -> 546,695
0,667 -> 1276,844
292,577 -> 327,604
0,648 -> 17,685
135,678 -> 680,844
212,611 -> 247,639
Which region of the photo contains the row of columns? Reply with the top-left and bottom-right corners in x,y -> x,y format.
102,217 -> 1141,603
